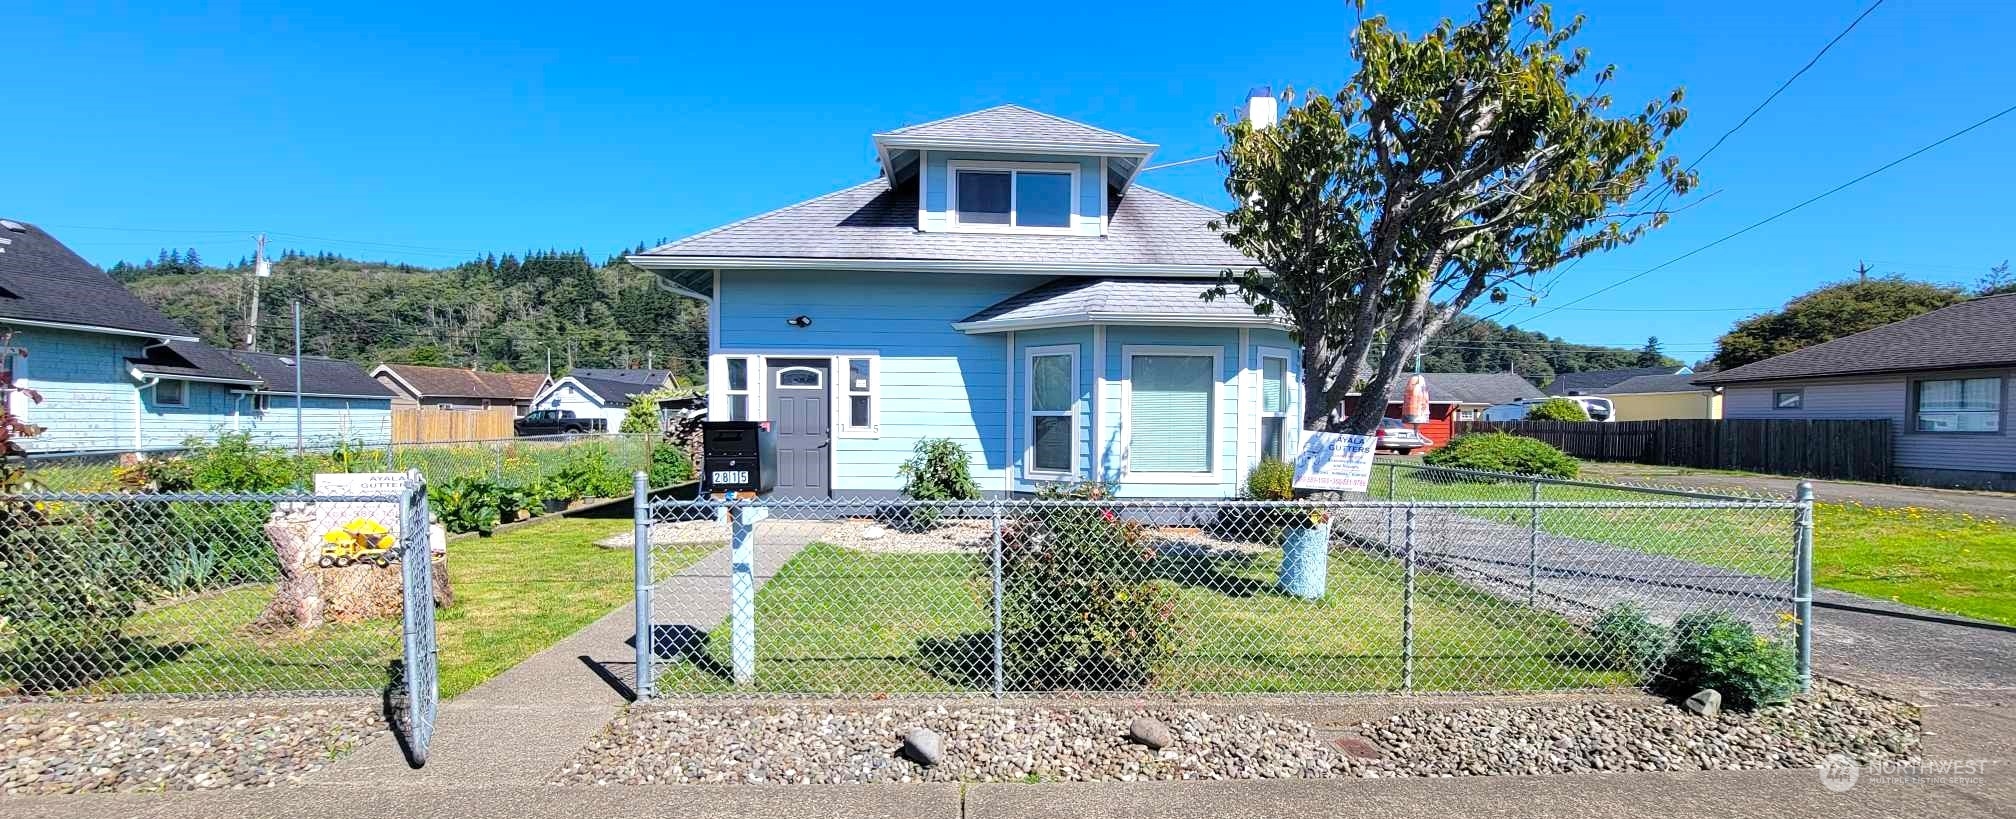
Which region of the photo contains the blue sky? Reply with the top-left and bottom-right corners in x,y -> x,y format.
6,0 -> 2011,362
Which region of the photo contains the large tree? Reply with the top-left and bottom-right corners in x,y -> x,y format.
1712,275 -> 1964,370
1211,0 -> 1693,432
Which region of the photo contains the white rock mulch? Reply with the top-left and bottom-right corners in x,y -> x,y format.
2,706 -> 386,795
556,682 -> 1917,785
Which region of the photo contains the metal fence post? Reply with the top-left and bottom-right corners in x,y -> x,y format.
1528,478 -> 1541,606
1402,506 -> 1415,693
1794,481 -> 1815,692
631,471 -> 653,701
990,501 -> 1005,698
1384,463 -> 1397,554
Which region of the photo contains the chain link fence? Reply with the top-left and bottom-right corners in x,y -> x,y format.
634,487 -> 1808,698
0,485 -> 437,701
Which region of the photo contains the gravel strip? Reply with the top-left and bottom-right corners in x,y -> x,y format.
2,706 -> 386,795
557,682 -> 1916,784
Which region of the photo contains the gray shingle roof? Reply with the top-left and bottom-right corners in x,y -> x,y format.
958,278 -> 1282,329
569,368 -> 672,388
569,375 -> 649,408
636,179 -> 1252,269
876,105 -> 1152,151
1694,293 -> 2016,385
127,340 -> 260,383
232,350 -> 393,398
1544,366 -> 1689,395
1364,372 -> 1545,405
0,219 -> 195,339
373,364 -> 548,400
1602,373 -> 1711,394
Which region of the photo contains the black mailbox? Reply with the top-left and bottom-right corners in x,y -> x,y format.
702,421 -> 777,495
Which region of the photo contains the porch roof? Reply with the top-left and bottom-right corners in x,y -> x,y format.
953,277 -> 1288,334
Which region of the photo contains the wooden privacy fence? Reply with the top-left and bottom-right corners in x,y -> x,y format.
392,407 -> 517,444
1452,419 -> 1894,482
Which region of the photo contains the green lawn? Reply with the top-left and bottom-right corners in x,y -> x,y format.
651,542 -> 1628,695
48,517 -> 715,698
1815,502 -> 2015,626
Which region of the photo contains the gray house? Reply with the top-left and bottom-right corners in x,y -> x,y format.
1694,293 -> 2014,490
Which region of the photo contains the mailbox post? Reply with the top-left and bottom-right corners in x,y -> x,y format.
701,422 -> 776,687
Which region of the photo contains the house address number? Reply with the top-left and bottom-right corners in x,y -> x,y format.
710,469 -> 750,486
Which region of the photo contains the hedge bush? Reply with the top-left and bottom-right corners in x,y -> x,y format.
1584,602 -> 1669,675
995,482 -> 1178,690
1524,398 -> 1590,422
894,438 -> 978,530
1656,611 -> 1799,710
1422,432 -> 1579,478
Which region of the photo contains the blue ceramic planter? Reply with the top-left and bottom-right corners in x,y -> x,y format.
1278,524 -> 1330,599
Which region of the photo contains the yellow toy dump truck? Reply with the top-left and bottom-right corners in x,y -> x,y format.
318,518 -> 397,568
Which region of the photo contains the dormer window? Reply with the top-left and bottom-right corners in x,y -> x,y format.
948,161 -> 1078,233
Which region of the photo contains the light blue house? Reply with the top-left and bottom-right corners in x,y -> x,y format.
0,218 -> 392,453
631,100 -> 1299,498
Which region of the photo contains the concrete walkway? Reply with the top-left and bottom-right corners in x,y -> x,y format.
314,531 -> 811,784
12,704 -> 2009,819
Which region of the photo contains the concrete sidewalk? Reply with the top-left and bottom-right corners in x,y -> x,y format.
313,531 -> 811,785
11,705 -> 2009,819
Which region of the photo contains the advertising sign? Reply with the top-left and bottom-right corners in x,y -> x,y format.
1291,431 -> 1379,493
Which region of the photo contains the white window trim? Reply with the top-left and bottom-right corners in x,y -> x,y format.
0,345 -> 24,419
1119,344 -> 1223,484
946,160 -> 1084,235
1258,347 -> 1293,462
838,354 -> 880,439
154,379 -> 187,407
1022,344 -> 1080,481
712,354 -> 757,422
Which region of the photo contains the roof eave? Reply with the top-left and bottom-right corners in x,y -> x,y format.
1694,359 -> 2016,386
954,311 -> 1292,334
872,134 -> 1155,158
627,255 -> 1248,278
5,316 -> 199,343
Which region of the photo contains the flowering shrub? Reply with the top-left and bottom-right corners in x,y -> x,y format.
994,481 -> 1179,690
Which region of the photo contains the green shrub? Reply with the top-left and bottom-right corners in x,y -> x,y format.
1656,611 -> 1799,710
649,443 -> 694,487
0,522 -> 149,693
995,482 -> 1179,690
1243,459 -> 1295,500
1584,602 -> 1669,675
184,434 -> 304,492
1422,432 -> 1579,478
1524,398 -> 1590,422
430,476 -> 507,535
895,438 -> 978,529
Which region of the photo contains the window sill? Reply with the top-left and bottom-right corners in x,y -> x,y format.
1120,470 -> 1223,485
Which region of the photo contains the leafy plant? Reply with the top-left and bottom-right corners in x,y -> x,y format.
995,481 -> 1180,690
649,442 -> 694,487
430,476 -> 507,535
1243,459 -> 1295,500
1229,459 -> 1324,538
0,523 -> 149,693
1584,602 -> 1669,675
1423,432 -> 1579,478
184,434 -> 304,492
1655,611 -> 1799,711
895,438 -> 979,530
1523,398 -> 1590,422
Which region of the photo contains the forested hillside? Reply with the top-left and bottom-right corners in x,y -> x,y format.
109,248 -> 1659,387
113,247 -> 707,380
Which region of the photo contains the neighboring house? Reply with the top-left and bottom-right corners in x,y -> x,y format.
629,98 -> 1299,498
0,218 -> 392,451
223,349 -> 395,445
1595,373 -> 1723,421
1544,365 -> 1692,397
530,370 -> 671,430
1342,372 -> 1546,449
370,363 -> 549,414
1695,293 -> 2016,491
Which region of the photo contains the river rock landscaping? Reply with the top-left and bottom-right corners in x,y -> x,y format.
556,682 -> 1917,785
2,706 -> 385,794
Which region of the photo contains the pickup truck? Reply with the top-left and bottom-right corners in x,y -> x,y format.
514,409 -> 607,436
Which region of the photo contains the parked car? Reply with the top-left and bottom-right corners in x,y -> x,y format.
1481,396 -> 1616,422
1375,418 -> 1433,454
513,408 -> 606,436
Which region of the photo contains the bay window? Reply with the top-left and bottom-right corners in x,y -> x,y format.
1025,346 -> 1078,477
1259,351 -> 1290,462
1124,347 -> 1219,479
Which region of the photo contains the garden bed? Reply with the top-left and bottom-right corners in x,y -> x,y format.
558,681 -> 1916,784
1,705 -> 385,794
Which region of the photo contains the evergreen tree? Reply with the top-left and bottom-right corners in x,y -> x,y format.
1636,337 -> 1664,367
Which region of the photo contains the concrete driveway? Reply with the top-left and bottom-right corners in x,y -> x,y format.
1576,462 -> 2016,519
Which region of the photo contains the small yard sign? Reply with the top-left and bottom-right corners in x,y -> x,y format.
313,472 -> 406,546
1291,432 -> 1378,493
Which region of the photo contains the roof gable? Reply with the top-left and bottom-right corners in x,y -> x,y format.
372,364 -> 548,400
877,105 -> 1153,150
1695,293 -> 2016,384
0,219 -> 195,339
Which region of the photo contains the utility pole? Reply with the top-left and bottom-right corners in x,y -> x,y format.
292,300 -> 304,461
567,338 -> 576,371
1855,261 -> 1872,281
646,350 -> 654,371
244,234 -> 270,351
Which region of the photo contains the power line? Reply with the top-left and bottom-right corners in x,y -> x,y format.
1523,100 -> 2016,324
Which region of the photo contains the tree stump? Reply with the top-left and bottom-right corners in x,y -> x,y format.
253,507 -> 325,632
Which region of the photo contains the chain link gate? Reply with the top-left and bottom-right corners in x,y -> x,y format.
396,472 -> 439,766
631,481 -> 1811,699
